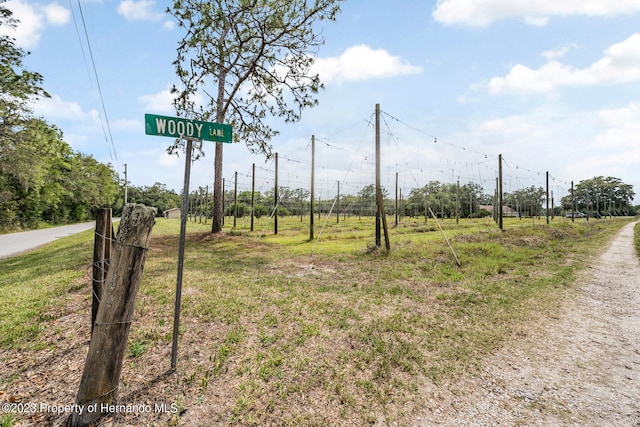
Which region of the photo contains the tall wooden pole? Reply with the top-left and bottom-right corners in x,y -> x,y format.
310,136 -> 315,241
234,171 -> 238,228
375,103 -> 381,247
571,181 -> 575,222
377,188 -> 391,252
222,178 -> 225,227
424,190 -> 428,223
198,188 -> 202,223
546,171 -> 550,224
498,154 -> 503,230
274,153 -> 278,235
456,179 -> 460,225
336,180 -> 340,224
395,172 -> 399,227
204,185 -> 208,225
496,184 -> 500,221
251,163 -> 255,231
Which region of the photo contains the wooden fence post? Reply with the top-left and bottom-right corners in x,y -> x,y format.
91,208 -> 112,336
68,203 -> 156,427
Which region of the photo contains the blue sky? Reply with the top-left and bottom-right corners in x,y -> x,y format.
3,0 -> 640,204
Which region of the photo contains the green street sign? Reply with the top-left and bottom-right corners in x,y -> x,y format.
144,113 -> 232,143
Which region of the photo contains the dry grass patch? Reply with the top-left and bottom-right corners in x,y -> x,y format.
0,217 -> 633,426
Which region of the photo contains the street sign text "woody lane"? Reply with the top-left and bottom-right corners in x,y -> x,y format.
144,113 -> 232,143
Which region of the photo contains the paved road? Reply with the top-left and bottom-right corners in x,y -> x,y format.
0,222 -> 98,259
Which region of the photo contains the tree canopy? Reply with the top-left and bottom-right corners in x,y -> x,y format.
0,1 -> 48,131
0,2 -> 119,231
168,0 -> 344,232
561,176 -> 635,216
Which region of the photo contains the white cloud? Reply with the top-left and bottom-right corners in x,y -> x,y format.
32,94 -> 100,123
140,87 -> 207,114
139,89 -> 175,114
113,118 -> 142,132
311,45 -> 423,84
594,102 -> 640,149
541,44 -> 576,61
433,0 -> 640,26
64,133 -> 89,148
117,0 -> 164,22
468,105 -> 640,196
488,33 -> 640,95
563,145 -> 640,184
158,150 -> 179,166
44,3 -> 70,25
0,0 -> 69,48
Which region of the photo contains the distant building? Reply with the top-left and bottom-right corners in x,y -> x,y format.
479,205 -> 519,217
163,208 -> 181,219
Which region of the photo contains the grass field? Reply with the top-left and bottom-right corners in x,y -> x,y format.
0,214 -> 636,426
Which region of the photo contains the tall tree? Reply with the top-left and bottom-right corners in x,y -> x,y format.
504,186 -> 545,217
168,0 -> 344,233
0,1 -> 49,132
562,176 -> 635,216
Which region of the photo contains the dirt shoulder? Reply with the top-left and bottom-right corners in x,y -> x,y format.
414,221 -> 640,426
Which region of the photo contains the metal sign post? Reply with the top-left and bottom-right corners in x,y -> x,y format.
171,137 -> 193,370
144,113 -> 232,370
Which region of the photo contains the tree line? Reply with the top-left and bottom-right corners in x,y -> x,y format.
0,4 -> 121,231
560,176 -> 636,217
179,177 -> 636,221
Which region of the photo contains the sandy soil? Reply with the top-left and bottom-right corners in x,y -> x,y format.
413,221 -> 640,427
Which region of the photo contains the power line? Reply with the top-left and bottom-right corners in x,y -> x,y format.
75,0 -> 119,170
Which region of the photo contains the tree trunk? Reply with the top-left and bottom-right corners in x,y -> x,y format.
211,56 -> 227,234
211,142 -> 224,233
68,204 -> 156,427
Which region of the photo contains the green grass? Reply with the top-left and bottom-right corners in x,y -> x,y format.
0,413 -> 15,427
0,231 -> 92,349
0,214 -> 634,426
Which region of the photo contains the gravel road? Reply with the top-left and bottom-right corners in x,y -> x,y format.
414,221 -> 640,427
